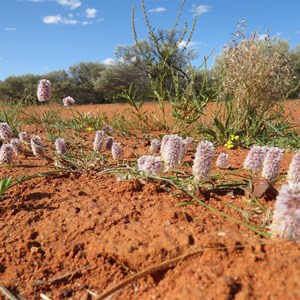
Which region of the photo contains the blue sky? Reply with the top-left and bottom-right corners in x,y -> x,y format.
0,0 -> 299,80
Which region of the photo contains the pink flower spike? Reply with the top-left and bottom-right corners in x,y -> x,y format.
261,147 -> 284,181
102,125 -> 113,135
62,96 -> 75,107
150,139 -> 161,153
31,136 -> 45,157
243,145 -> 267,173
0,143 -> 13,164
104,136 -> 114,150
93,130 -> 105,152
0,122 -> 13,141
137,155 -> 163,176
192,140 -> 215,181
37,79 -> 51,102
287,150 -> 300,188
216,152 -> 230,169
54,137 -> 67,155
160,134 -> 184,171
111,142 -> 122,160
270,184 -> 300,242
18,132 -> 30,142
10,138 -> 21,156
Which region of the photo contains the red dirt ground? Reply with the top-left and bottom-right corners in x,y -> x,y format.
0,101 -> 300,300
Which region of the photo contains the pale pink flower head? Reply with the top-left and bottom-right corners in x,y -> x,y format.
102,124 -> 113,135
192,140 -> 215,181
62,96 -> 75,107
93,130 -> 105,152
137,155 -> 163,176
37,79 -> 51,102
216,152 -> 230,169
0,122 -> 13,141
270,184 -> 300,242
179,136 -> 193,163
10,138 -> 21,156
104,136 -> 114,150
160,134 -> 184,171
54,137 -> 67,155
243,145 -> 268,173
31,135 -> 45,157
262,147 -> 284,181
287,150 -> 300,188
111,142 -> 122,160
150,139 -> 161,153
18,132 -> 30,143
0,143 -> 13,164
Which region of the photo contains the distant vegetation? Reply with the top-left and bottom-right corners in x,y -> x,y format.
0,0 -> 299,107
1,41 -> 299,106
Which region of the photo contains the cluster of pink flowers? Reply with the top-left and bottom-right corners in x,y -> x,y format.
10,138 -> 21,156
270,149 -> 300,242
31,136 -> 45,157
104,136 -> 114,150
93,130 -> 105,152
111,142 -> 122,160
102,124 -> 113,135
0,144 -> 14,164
37,79 -> 51,102
160,134 -> 193,171
261,147 -> 283,181
18,132 -> 30,142
0,122 -> 13,141
150,139 -> 161,153
54,137 -> 68,155
270,184 -> 300,242
192,140 -> 215,181
287,150 -> 300,188
137,155 -> 163,176
216,152 -> 230,169
243,145 -> 268,173
62,96 -> 75,107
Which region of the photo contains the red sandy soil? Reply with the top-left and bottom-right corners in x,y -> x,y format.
0,101 -> 300,300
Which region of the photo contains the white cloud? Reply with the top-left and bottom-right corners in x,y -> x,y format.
43,15 -> 62,24
85,8 -> 97,18
178,40 -> 205,48
43,15 -> 92,25
57,0 -> 81,10
103,58 -> 115,65
191,4 -> 211,16
82,21 -> 93,25
148,7 -> 166,13
5,27 -> 17,31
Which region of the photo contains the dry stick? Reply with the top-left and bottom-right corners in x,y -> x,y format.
33,264 -> 92,287
96,245 -> 244,300
0,283 -> 26,300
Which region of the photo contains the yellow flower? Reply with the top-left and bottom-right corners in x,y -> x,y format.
86,127 -> 94,131
225,140 -> 234,149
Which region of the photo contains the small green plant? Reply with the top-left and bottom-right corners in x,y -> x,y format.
0,176 -> 13,198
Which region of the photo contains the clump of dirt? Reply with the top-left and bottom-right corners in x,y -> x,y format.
0,102 -> 300,300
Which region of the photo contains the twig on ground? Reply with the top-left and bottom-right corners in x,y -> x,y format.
0,283 -> 26,300
96,245 -> 242,300
32,264 -> 92,286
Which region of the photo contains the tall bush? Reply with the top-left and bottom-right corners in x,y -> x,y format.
215,22 -> 294,132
